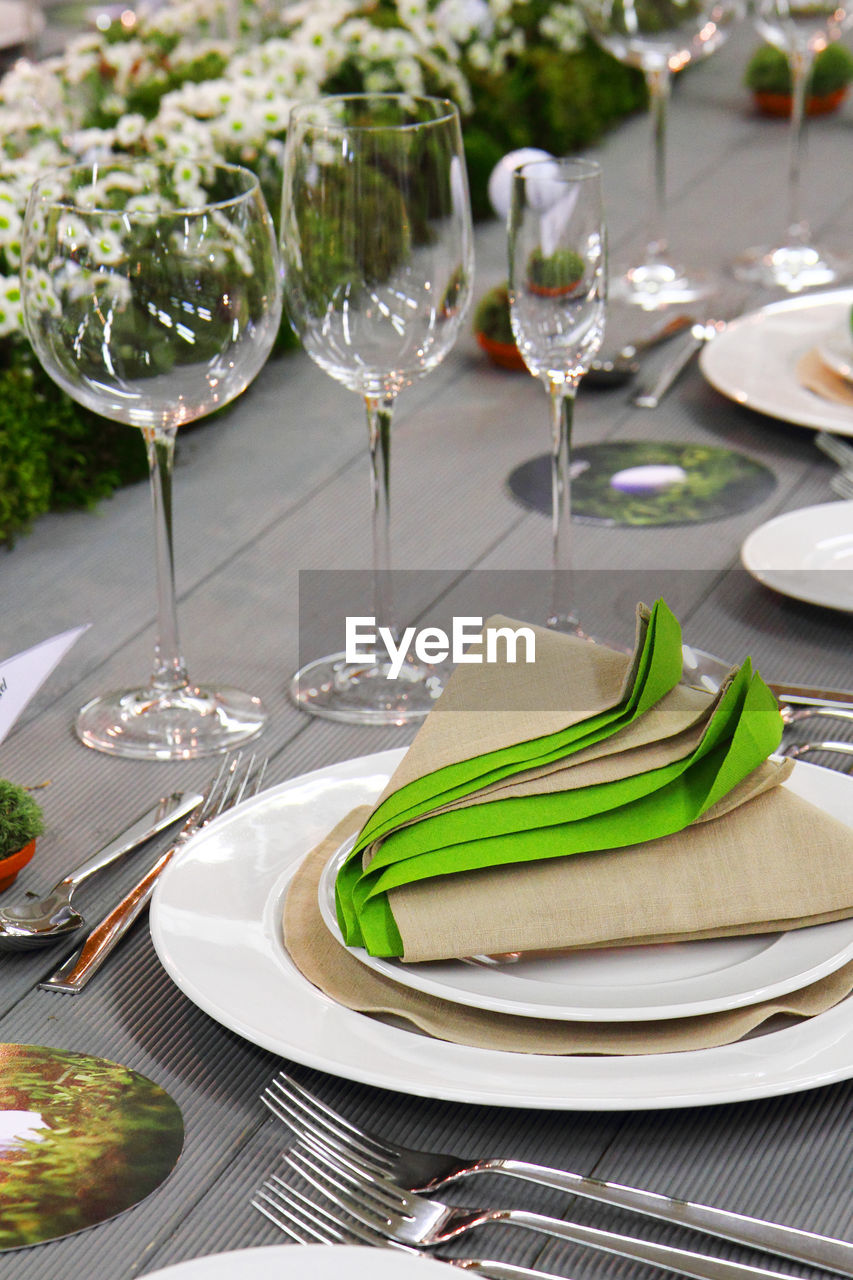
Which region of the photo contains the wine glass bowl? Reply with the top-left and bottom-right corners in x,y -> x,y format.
508,158 -> 607,632
21,160 -> 282,760
281,93 -> 474,725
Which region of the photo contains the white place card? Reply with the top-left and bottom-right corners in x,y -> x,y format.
0,625 -> 89,747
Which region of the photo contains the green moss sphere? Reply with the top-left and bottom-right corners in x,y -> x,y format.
0,779 -> 44,859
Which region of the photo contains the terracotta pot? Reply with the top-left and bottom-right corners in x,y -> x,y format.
527,280 -> 580,297
0,838 -> 36,892
475,330 -> 527,372
753,87 -> 848,117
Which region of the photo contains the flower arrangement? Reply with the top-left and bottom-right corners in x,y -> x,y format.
0,0 -> 644,546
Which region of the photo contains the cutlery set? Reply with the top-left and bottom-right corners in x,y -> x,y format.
253,1071 -> 853,1279
0,752 -> 266,991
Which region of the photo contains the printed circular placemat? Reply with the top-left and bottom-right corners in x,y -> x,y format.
508,442 -> 776,526
0,1044 -> 183,1250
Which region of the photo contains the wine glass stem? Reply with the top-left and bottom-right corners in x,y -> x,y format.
365,393 -> 396,640
786,48 -> 812,245
143,425 -> 189,694
645,66 -> 672,265
548,378 -> 579,631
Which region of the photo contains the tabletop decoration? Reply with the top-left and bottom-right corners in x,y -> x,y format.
472,283 -> 526,370
0,1044 -> 183,1250
0,0 -> 644,548
0,779 -> 43,890
745,42 -> 853,116
507,441 -> 777,526
332,599 -> 797,960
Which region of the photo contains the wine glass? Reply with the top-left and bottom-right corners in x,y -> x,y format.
508,158 -> 607,632
734,0 -> 853,290
21,160 -> 282,760
578,0 -> 741,308
281,93 -> 474,725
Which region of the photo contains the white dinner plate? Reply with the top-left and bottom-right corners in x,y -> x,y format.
151,749 -> 853,1111
316,833 -> 853,1022
816,325 -> 853,384
699,288 -> 853,436
144,1245 -> 450,1280
741,501 -> 853,613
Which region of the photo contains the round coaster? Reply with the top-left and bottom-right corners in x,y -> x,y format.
507,442 -> 776,526
0,1044 -> 183,1250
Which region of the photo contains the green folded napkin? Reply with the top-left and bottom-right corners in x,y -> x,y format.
336,600 -> 784,958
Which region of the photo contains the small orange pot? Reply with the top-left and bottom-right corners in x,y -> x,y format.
475,330 -> 526,371
0,838 -> 36,892
753,88 -> 847,117
527,280 -> 580,297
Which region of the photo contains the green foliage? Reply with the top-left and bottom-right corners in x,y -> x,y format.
465,38 -> 646,168
0,347 -> 148,547
0,778 -> 44,858
745,42 -> 853,97
473,283 -> 514,344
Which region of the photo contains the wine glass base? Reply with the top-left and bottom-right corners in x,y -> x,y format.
290,653 -> 446,726
611,261 -> 715,309
732,243 -> 848,291
75,685 -> 267,761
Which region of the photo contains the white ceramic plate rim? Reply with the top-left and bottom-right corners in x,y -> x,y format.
699,288 -> 853,436
316,831 -> 853,1021
741,501 -> 853,613
151,748 -> 853,1111
143,1245 -> 451,1280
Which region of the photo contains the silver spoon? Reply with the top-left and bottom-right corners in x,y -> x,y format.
0,790 -> 201,951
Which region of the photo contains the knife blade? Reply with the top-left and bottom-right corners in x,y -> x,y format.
769,682 -> 853,711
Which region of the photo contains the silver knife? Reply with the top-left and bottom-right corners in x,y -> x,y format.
769,682 -> 853,711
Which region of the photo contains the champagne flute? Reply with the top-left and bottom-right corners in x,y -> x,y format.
578,0 -> 741,308
508,158 -> 607,632
281,93 -> 474,725
734,0 -> 853,290
21,160 -> 282,760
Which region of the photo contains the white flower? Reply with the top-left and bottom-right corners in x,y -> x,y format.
90,228 -> 125,264
0,274 -> 23,336
114,113 -> 148,146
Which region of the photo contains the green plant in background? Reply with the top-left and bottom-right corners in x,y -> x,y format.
473,283 -> 515,344
526,246 -> 585,291
745,42 -> 853,97
0,778 -> 44,858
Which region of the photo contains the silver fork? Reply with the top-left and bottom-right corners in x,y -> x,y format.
263,1072 -> 853,1276
252,1166 -> 573,1280
283,1140 -> 821,1280
780,738 -> 853,769
39,752 -> 268,993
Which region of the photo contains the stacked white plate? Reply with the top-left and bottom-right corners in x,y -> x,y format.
150,748 -> 853,1111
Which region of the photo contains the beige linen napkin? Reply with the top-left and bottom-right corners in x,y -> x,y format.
284,808 -> 853,1056
796,348 -> 853,406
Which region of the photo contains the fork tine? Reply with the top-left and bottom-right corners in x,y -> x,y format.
268,1071 -> 397,1165
263,1172 -> 399,1249
263,1079 -> 395,1173
288,1138 -> 415,1214
297,1126 -> 402,1188
285,1144 -> 403,1234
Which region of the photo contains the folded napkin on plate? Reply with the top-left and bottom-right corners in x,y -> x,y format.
796,348 -> 853,406
336,600 -> 786,958
285,809 -> 853,1055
